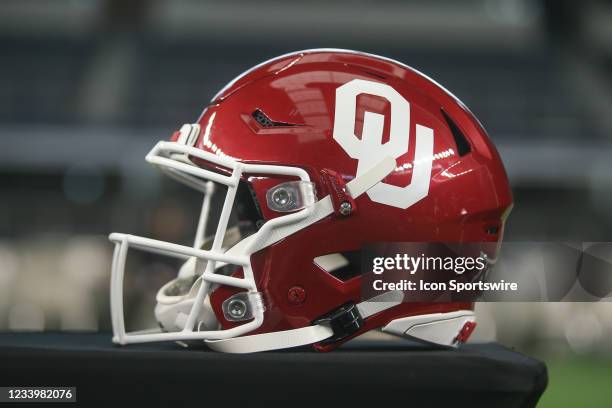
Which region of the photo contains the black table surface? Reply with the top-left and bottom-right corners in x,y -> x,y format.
0,332 -> 547,408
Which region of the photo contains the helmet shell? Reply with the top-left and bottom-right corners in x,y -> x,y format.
193,50 -> 512,349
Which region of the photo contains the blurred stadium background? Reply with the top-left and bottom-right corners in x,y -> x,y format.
0,0 -> 611,405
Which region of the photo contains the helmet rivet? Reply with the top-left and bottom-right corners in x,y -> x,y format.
288,286 -> 306,304
227,298 -> 248,319
339,201 -> 352,216
272,188 -> 291,208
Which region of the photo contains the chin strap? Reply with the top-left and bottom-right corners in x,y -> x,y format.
205,291 -> 405,353
205,324 -> 334,353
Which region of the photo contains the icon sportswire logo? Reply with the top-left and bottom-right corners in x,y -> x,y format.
332,79 -> 434,209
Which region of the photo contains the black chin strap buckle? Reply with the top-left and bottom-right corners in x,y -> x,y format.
314,302 -> 364,344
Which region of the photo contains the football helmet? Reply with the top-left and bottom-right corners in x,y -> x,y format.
109,49 -> 512,353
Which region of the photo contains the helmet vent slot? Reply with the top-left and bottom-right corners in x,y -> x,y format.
485,225 -> 500,235
252,109 -> 298,128
441,109 -> 471,157
314,252 -> 363,282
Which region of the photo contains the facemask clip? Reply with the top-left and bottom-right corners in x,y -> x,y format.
320,169 -> 356,217
222,292 -> 265,322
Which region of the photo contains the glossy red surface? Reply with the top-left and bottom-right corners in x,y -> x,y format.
192,50 -> 512,349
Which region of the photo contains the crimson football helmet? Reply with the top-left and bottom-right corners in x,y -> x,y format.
109,49 -> 512,353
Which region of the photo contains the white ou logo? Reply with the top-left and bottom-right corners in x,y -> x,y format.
333,79 -> 434,209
